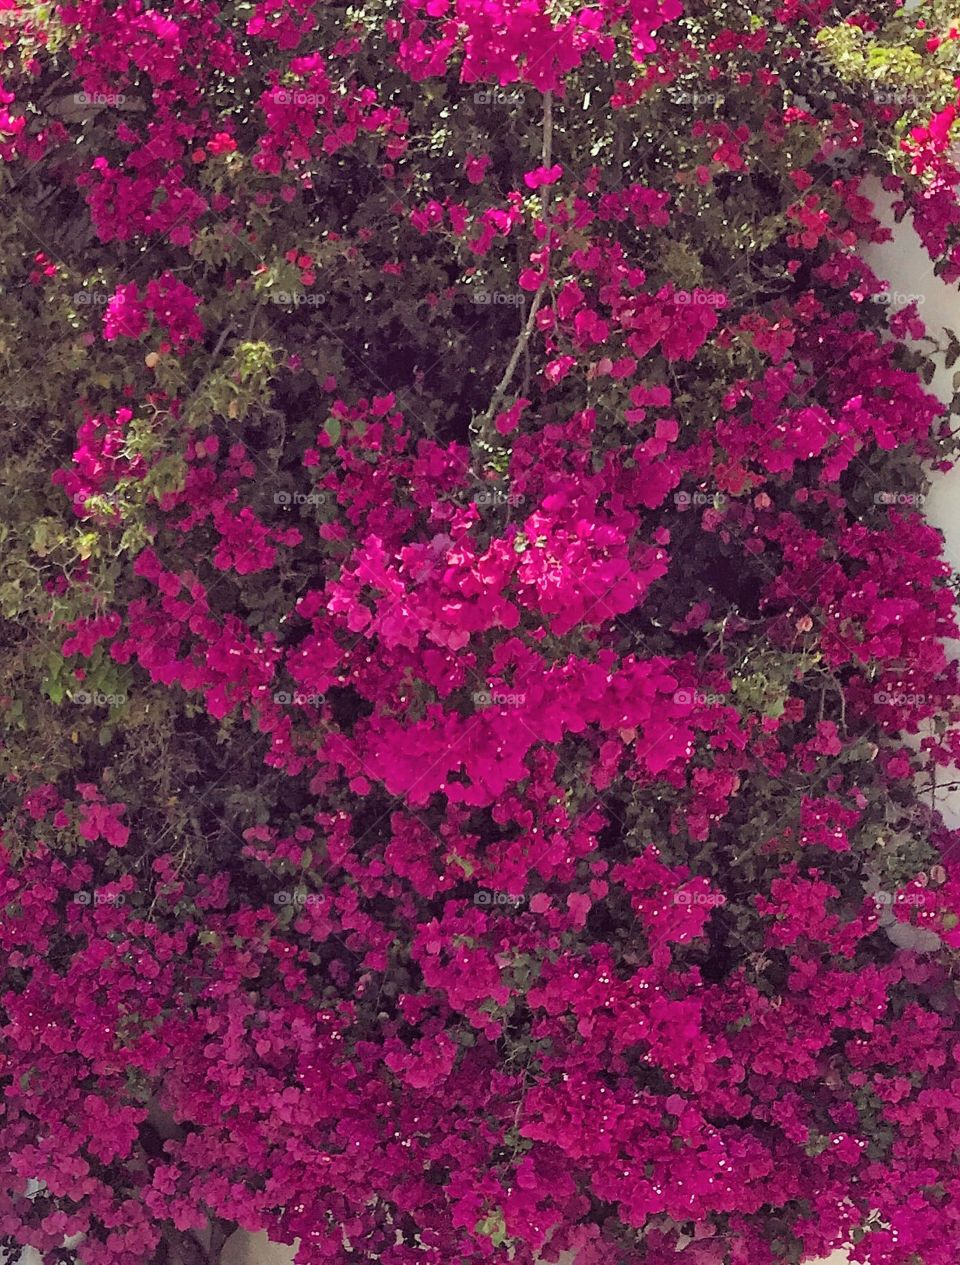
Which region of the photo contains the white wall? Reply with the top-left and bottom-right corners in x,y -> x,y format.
222,1230 -> 299,1265
858,177 -> 960,832
217,1232 -> 852,1264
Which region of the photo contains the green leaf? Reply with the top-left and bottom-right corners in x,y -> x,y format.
45,680 -> 66,705
76,531 -> 99,561
475,1209 -> 509,1248
31,518 -> 63,557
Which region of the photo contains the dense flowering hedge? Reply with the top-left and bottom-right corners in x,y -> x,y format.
6,0 -> 960,1262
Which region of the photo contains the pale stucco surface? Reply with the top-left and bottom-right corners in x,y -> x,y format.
219,1235 -> 853,1265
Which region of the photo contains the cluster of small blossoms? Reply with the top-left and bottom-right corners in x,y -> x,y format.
102,275 -> 204,353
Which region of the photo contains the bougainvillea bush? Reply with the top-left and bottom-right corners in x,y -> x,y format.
7,0 -> 960,1261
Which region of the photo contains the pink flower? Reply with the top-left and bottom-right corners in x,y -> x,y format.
464,152 -> 491,184
523,163 -> 563,189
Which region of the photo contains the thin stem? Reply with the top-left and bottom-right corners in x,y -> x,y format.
472,92 -> 553,457
480,288 -> 545,437
540,88 -> 553,211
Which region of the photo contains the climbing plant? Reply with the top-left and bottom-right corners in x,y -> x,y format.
3,0 -> 960,1262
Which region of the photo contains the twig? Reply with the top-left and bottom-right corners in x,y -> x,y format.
210,321 -> 236,364
479,286 -> 546,439
540,88 -> 553,214
472,92 -> 553,453
175,320 -> 237,428
208,1216 -> 235,1263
